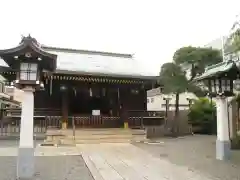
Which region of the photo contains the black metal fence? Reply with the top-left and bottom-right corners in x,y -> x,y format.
0,113 -> 62,138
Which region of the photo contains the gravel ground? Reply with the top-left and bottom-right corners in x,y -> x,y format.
133,135 -> 240,180
0,155 -> 94,180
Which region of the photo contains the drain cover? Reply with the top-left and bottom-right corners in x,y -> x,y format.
39,143 -> 56,146
159,153 -> 168,157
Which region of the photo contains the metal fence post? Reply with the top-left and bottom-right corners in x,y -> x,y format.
72,116 -> 75,141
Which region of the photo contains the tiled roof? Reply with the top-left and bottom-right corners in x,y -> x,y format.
43,46 -> 154,77
0,46 -> 156,78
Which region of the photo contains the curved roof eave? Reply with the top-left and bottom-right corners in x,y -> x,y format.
0,36 -> 57,60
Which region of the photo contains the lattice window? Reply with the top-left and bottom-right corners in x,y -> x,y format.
20,63 -> 38,81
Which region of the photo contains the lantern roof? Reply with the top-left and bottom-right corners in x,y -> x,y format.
0,35 -> 57,72
194,60 -> 240,81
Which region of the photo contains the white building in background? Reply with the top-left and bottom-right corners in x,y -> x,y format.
204,37 -> 226,50
0,75 -> 23,105
5,86 -> 23,103
205,36 -> 240,62
147,87 -> 198,111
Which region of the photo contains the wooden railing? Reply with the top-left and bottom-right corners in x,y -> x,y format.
71,116 -> 121,128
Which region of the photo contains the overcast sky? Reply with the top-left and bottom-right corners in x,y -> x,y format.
0,0 -> 240,76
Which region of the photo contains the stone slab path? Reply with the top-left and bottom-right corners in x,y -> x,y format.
78,143 -> 216,180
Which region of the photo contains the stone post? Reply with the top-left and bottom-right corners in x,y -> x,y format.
17,86 -> 35,179
216,97 -> 231,160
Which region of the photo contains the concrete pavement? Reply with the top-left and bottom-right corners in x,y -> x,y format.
1,138 -> 239,180
134,135 -> 240,180
78,143 -> 215,180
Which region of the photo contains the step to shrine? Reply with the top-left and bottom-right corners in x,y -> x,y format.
44,128 -> 147,145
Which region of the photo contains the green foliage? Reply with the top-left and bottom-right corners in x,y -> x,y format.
173,46 -> 199,65
231,135 -> 240,149
188,98 -> 216,134
233,93 -> 240,106
173,46 -> 222,79
159,46 -> 222,135
159,63 -> 188,94
159,62 -> 205,97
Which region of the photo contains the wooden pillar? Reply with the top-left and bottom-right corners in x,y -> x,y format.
61,91 -> 68,129
119,88 -> 129,128
117,88 -> 120,117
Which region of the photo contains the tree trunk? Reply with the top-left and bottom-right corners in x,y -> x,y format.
172,92 -> 180,137
237,102 -> 240,132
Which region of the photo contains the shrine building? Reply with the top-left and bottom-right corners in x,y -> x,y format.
0,36 -> 159,129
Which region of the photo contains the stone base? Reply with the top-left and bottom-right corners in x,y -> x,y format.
17,147 -> 34,179
216,140 -> 231,161
124,122 -> 129,129
146,126 -> 165,138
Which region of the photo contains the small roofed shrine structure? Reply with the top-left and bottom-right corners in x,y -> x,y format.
0,36 -> 159,129
194,60 -> 240,160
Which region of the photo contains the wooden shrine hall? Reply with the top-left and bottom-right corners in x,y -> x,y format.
0,36 -> 160,129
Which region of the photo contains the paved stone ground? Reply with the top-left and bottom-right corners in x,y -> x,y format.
0,140 -> 93,180
133,135 -> 240,180
1,155 -> 94,180
78,143 -> 217,180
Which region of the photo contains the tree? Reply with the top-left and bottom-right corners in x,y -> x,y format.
173,46 -> 222,80
159,62 -> 189,135
159,46 -> 222,136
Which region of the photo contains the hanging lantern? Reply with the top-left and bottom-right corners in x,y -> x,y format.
60,85 -> 67,92
131,89 -> 139,95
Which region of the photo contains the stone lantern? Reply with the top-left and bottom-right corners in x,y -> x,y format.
0,35 -> 57,179
194,60 -> 240,161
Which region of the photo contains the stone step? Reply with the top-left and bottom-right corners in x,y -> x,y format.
60,129 -> 146,136
67,134 -> 145,140
46,135 -> 146,144
45,128 -> 147,144
62,138 -> 135,144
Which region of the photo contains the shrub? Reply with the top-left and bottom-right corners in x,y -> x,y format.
188,98 -> 216,134
231,134 -> 240,149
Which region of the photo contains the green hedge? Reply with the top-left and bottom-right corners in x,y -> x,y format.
188,98 -> 217,134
